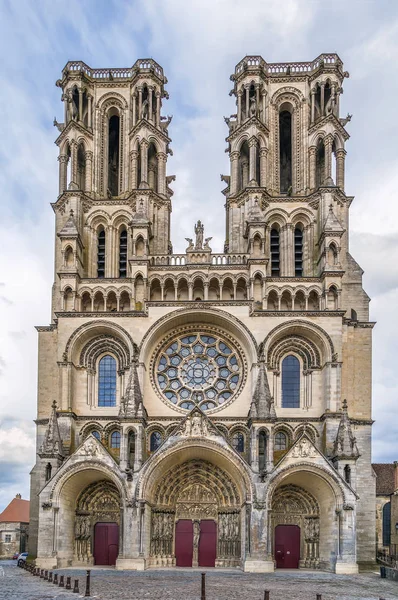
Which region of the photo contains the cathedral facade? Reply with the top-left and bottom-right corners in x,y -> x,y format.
30,54 -> 375,574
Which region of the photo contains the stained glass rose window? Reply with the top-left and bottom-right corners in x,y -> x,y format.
155,331 -> 243,411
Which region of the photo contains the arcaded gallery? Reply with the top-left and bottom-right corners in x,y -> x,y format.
30,54 -> 375,574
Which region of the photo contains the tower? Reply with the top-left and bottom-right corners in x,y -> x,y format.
31,55 -> 374,574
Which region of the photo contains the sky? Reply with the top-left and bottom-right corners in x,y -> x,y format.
0,0 -> 397,512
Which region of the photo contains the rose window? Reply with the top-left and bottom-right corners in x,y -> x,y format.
155,332 -> 243,411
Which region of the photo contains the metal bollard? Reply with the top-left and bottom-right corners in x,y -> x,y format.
40,569 -> 44,578
44,570 -> 48,581
73,579 -> 79,594
264,591 -> 270,600
59,574 -> 64,587
316,595 -> 322,600
85,569 -> 91,597
53,573 -> 58,585
66,575 -> 72,590
201,572 -> 206,600
49,571 -> 53,583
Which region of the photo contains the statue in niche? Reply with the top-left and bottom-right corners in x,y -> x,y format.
141,98 -> 149,120
194,220 -> 204,249
249,95 -> 257,117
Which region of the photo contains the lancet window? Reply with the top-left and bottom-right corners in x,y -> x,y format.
294,227 -> 303,277
279,108 -> 292,193
97,229 -> 106,278
108,112 -> 120,196
119,229 -> 127,277
270,228 -> 280,276
98,355 -> 117,407
281,355 -> 300,408
150,431 -> 162,452
259,431 -> 267,472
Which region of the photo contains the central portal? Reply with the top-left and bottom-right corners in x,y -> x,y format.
175,519 -> 217,567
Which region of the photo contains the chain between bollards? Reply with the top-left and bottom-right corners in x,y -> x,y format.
201,572 -> 206,600
85,569 -> 91,597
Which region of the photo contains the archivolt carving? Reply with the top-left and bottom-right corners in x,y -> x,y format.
79,334 -> 130,371
263,320 -> 335,361
64,320 -> 135,362
268,335 -> 321,370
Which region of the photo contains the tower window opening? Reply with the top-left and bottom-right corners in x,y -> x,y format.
119,229 -> 128,278
279,109 -> 292,193
77,143 -> 86,191
97,229 -> 106,278
316,139 -> 325,187
259,431 -> 267,472
238,141 -> 250,191
294,227 -> 303,277
344,464 -> 351,485
270,228 -> 280,276
108,114 -> 120,196
281,355 -> 300,408
98,355 -> 117,407
128,431 -> 136,469
45,463 -> 52,482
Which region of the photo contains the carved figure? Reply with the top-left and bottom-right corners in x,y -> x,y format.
340,113 -> 352,127
220,174 -> 230,186
53,118 -> 64,132
193,520 -> 200,547
182,418 -> 192,436
203,237 -> 212,250
249,95 -> 257,117
141,98 -> 149,119
185,238 -> 194,251
160,115 -> 173,132
191,414 -> 202,436
194,220 -> 204,249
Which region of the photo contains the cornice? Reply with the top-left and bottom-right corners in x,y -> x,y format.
147,300 -> 251,308
55,119 -> 93,146
35,324 -> 57,332
55,310 -> 148,318
343,319 -> 376,329
251,310 -> 345,318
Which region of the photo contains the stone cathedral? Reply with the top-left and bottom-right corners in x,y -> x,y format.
30,54 -> 375,574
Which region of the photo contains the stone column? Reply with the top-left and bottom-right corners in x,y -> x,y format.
230,151 -> 240,195
309,146 -> 316,190
140,140 -> 149,185
249,138 -> 257,183
310,88 -> 316,124
255,84 -> 260,117
157,152 -> 167,195
259,148 -> 268,188
132,93 -> 137,127
285,224 -> 294,276
155,92 -> 161,127
336,149 -> 346,190
148,86 -> 153,122
87,94 -> 92,128
243,506 -> 274,572
130,150 -> 138,189
78,89 -> 83,123
320,82 -> 325,116
245,85 -> 250,120
204,282 -> 209,301
58,154 -> 68,194
138,87 -> 143,121
188,282 -> 193,301
71,141 -> 78,186
242,160 -> 249,188
237,90 -> 243,125
325,135 -> 333,182
84,150 -> 93,192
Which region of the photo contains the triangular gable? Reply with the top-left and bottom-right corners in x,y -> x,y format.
170,406 -> 224,440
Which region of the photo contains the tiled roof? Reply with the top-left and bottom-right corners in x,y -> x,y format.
372,463 -> 396,496
0,497 -> 30,523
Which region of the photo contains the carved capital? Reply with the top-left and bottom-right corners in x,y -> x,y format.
58,154 -> 69,164
157,152 -> 167,163
259,148 -> 268,157
230,151 -> 240,161
84,150 -> 93,161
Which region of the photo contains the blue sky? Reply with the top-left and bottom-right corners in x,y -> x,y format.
0,0 -> 397,511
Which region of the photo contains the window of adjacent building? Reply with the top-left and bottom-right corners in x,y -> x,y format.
383,502 -> 391,547
110,431 -> 121,448
98,355 -> 117,407
274,432 -> 287,451
282,355 -> 300,408
97,229 -> 106,278
294,227 -> 303,277
259,431 -> 267,472
5,534 -> 11,543
270,228 -> 280,276
150,431 -> 162,452
232,432 -> 245,453
119,229 -> 128,278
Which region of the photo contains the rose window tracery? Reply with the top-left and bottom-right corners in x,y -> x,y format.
155,332 -> 244,411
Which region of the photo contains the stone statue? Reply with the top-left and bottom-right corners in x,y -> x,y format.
249,95 -> 257,117
194,220 -> 204,249
53,118 -> 64,132
203,237 -> 212,250
220,174 -> 230,186
185,238 -> 194,251
191,414 -> 202,436
141,98 -> 149,120
160,115 -> 173,132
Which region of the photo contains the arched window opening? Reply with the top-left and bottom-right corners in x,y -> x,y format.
232,432 -> 245,453
222,278 -> 233,301
110,431 -> 121,448
294,227 -> 303,277
150,280 -> 162,301
193,278 -> 204,301
267,290 -> 278,311
81,292 -> 91,312
128,431 -> 136,469
316,139 -> 325,188
351,309 -> 358,321
294,290 -> 306,311
253,275 -> 262,304
97,229 -> 105,278
119,229 -> 128,278
91,430 -> 101,441
252,234 -> 262,257
383,502 -> 391,547
148,143 -> 158,191
106,291 -> 117,312
135,236 -> 145,257
280,291 -> 292,311
119,291 -> 130,312
236,278 -> 247,300
71,87 -> 79,121
279,109 -> 292,193
332,139 -> 337,184
164,279 -> 175,301
77,143 -> 86,190
98,355 -> 117,407
308,290 -> 319,310
282,355 -> 300,408
65,246 -> 74,268
150,431 -> 162,452
259,431 -> 267,472
344,464 -> 351,485
177,278 -> 189,301
238,141 -> 250,191
270,228 -> 280,276
327,243 -> 338,267
274,432 -> 287,451
45,463 -> 52,482
324,82 -> 331,114
64,288 -> 74,311
65,144 -> 72,189
93,291 -> 105,312
108,114 -> 120,196
327,286 -> 338,310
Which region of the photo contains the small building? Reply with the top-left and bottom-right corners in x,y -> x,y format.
373,463 -> 396,551
0,494 -> 30,558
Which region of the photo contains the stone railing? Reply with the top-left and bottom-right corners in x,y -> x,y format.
62,58 -> 164,80
149,254 -> 249,267
234,54 -> 341,77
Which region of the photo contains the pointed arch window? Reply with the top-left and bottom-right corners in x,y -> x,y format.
110,431 -> 121,448
119,229 -> 128,278
232,431 -> 245,453
128,431 -> 136,469
294,227 -> 303,277
45,463 -> 52,482
274,432 -> 287,450
150,431 -> 162,452
279,109 -> 292,193
259,431 -> 267,471
98,355 -> 117,407
97,230 -> 106,278
270,228 -> 280,276
282,355 -> 300,408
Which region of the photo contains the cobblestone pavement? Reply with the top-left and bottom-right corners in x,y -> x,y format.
1,561 -> 398,600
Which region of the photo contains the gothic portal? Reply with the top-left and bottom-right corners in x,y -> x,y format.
30,55 -> 375,573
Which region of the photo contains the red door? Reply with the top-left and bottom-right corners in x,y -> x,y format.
94,522 -> 119,566
274,525 -> 300,568
175,520 -> 193,567
198,520 -> 217,567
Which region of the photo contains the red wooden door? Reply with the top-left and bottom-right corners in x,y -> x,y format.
94,522 -> 119,566
175,520 -> 193,567
274,525 -> 300,568
198,520 -> 217,567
